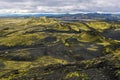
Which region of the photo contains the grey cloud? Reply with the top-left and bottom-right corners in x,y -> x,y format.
0,0 -> 119,13
0,0 -> 24,2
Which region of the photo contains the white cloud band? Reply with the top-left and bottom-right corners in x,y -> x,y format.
0,0 -> 120,13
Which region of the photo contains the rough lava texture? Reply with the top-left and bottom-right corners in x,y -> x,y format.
0,17 -> 120,80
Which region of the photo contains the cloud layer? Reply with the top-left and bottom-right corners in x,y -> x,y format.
0,0 -> 120,13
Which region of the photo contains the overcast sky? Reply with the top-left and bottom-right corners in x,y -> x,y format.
0,0 -> 120,13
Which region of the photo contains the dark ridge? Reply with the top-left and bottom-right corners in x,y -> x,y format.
42,29 -> 81,34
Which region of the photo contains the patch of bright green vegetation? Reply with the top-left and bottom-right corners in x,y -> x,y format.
70,25 -> 80,31
86,21 -> 110,32
0,33 -> 48,47
65,71 -> 89,80
81,58 -> 102,68
97,41 -> 111,46
0,56 -> 68,80
113,48 -> 120,60
87,47 -> 98,51
3,61 -> 31,70
78,32 -> 99,42
77,23 -> 90,31
2,56 -> 68,70
32,56 -> 68,67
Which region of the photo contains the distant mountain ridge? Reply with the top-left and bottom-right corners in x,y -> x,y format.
0,13 -> 63,17
0,13 -> 120,20
51,13 -> 120,21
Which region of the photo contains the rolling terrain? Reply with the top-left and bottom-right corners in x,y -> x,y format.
0,17 -> 120,80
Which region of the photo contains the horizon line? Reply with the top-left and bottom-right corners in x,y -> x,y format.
0,12 -> 120,14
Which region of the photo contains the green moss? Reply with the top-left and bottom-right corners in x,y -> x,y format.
3,61 -> 31,70
81,59 -> 102,68
113,48 -> 120,60
86,21 -> 110,32
87,47 -> 98,51
78,32 -> 99,42
65,71 -> 89,80
0,33 -> 48,47
77,23 -> 90,31
0,17 -> 119,80
32,56 -> 68,67
70,25 -> 79,31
